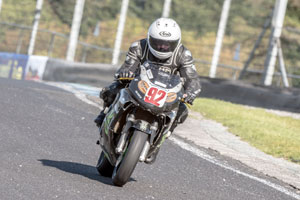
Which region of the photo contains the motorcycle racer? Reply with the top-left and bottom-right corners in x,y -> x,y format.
95,18 -> 201,163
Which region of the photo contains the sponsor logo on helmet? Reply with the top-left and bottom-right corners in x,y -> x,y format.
159,31 -> 171,37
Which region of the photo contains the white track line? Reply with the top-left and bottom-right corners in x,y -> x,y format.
45,82 -> 101,109
170,137 -> 300,200
48,82 -> 300,200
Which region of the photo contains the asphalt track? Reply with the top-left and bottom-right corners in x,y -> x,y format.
0,77 -> 299,200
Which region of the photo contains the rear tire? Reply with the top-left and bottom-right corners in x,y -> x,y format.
96,151 -> 114,177
112,130 -> 148,186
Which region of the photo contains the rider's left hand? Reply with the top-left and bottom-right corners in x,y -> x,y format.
183,92 -> 197,105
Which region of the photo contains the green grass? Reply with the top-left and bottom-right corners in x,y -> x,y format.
192,98 -> 300,164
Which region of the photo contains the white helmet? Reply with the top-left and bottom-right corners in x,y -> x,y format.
147,18 -> 181,60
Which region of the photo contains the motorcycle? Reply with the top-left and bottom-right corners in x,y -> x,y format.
96,61 -> 184,186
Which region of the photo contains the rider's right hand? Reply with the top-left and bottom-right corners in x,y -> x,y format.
115,68 -> 135,79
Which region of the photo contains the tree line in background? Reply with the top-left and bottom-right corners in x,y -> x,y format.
0,0 -> 300,87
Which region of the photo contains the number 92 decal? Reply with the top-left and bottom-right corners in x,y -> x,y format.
144,87 -> 167,107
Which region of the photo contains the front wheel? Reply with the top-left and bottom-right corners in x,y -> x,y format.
112,130 -> 148,186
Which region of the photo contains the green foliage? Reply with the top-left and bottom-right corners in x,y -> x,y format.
48,0 -> 75,26
227,0 -> 273,36
1,0 -> 299,42
80,0 -> 121,37
129,0 -> 164,22
287,0 -> 300,22
0,0 -> 36,25
48,0 -> 121,37
281,37 -> 300,63
292,68 -> 300,87
0,0 -> 299,83
48,0 -> 122,26
171,0 -> 223,36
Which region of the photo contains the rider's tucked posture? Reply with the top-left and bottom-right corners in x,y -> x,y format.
95,18 -> 201,163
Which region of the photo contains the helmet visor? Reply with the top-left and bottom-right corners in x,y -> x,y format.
149,36 -> 179,53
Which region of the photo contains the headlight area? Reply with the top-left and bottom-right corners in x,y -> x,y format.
138,80 -> 149,94
166,92 -> 177,103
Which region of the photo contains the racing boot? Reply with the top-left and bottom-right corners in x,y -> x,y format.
145,148 -> 160,164
144,103 -> 188,164
94,110 -> 106,127
144,130 -> 172,164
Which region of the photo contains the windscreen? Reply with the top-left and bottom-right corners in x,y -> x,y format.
144,64 -> 181,89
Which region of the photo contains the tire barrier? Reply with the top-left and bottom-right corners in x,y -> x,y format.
42,58 -> 116,86
199,77 -> 300,113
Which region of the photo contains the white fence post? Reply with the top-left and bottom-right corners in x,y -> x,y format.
209,0 -> 231,78
277,39 -> 289,87
162,0 -> 172,18
27,0 -> 44,55
111,0 -> 129,66
262,0 -> 288,86
0,0 -> 2,14
66,0 -> 85,62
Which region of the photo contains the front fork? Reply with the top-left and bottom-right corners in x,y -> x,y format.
139,122 -> 158,162
114,114 -> 159,162
115,114 -> 135,154
139,111 -> 177,162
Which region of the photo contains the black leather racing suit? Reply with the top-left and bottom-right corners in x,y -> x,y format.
100,38 -> 201,132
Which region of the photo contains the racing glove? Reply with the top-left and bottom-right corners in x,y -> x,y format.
184,91 -> 199,105
115,67 -> 135,79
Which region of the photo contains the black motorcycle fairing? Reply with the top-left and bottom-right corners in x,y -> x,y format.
100,89 -> 135,165
128,77 -> 182,115
132,119 -> 152,134
96,61 -> 188,186
99,89 -> 178,166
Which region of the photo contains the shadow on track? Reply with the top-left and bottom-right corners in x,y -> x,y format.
38,159 -> 136,185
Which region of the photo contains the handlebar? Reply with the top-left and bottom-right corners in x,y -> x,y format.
118,77 -> 134,81
180,99 -> 192,108
118,77 -> 192,107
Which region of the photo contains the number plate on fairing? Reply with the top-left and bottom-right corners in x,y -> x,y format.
144,86 -> 167,107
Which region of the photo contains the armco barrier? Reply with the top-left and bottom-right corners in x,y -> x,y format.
43,58 -> 116,86
1,54 -> 299,113
43,58 -> 300,113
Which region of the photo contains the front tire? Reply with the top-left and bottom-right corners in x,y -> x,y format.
112,130 -> 148,186
96,151 -> 114,177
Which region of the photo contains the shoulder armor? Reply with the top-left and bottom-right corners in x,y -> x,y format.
127,40 -> 141,60
130,41 -> 139,48
175,45 -> 193,66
